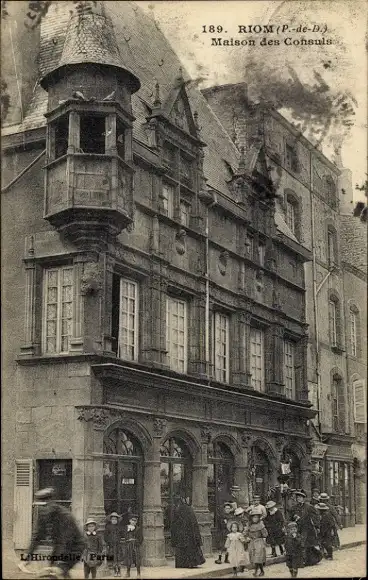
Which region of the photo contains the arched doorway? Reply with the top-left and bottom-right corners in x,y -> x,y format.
249,446 -> 270,504
208,441 -> 235,526
208,440 -> 234,549
103,427 -> 144,523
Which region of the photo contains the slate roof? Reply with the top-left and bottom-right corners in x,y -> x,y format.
339,215 -> 367,274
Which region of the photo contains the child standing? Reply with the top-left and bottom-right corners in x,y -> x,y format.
82,518 -> 104,579
104,512 -> 123,577
246,513 -> 268,577
284,521 -> 303,578
122,514 -> 142,579
215,502 -> 233,564
316,503 -> 336,560
264,501 -> 285,557
224,521 -> 248,577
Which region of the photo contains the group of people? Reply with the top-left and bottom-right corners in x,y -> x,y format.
215,487 -> 343,577
18,488 -> 143,579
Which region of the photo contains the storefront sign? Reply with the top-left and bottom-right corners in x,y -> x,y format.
121,478 -> 135,485
255,478 -> 263,483
312,443 -> 328,459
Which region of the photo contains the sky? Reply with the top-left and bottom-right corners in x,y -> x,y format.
138,0 -> 367,199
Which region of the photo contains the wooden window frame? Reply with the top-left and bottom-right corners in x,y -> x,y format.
118,278 -> 139,362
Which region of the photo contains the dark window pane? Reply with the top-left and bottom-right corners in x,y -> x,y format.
80,116 -> 105,154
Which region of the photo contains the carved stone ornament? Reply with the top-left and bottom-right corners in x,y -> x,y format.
275,436 -> 286,454
239,430 -> 252,448
80,263 -> 103,295
200,427 -> 212,444
218,250 -> 229,276
153,417 -> 167,437
175,228 -> 186,255
77,406 -> 122,431
305,439 -> 314,455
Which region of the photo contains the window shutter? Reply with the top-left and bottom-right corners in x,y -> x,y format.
353,380 -> 366,423
14,460 -> 33,549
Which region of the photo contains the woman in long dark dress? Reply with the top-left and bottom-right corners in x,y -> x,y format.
170,496 -> 205,568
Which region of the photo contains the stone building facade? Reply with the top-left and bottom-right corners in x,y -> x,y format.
0,1 -> 318,564
203,84 -> 367,526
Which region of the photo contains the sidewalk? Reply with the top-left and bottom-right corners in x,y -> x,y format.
3,525 -> 366,579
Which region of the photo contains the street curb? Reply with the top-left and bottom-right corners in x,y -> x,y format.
190,540 -> 367,578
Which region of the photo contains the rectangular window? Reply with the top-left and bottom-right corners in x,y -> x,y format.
116,118 -> 125,159
350,310 -> 357,357
327,230 -> 336,267
166,296 -> 187,373
180,200 -> 190,227
332,379 -> 339,432
163,142 -> 176,172
353,379 -> 366,423
118,278 -> 139,361
54,116 -> 69,159
43,266 -> 74,354
286,143 -> 299,173
213,312 -> 230,382
284,340 -> 295,399
258,242 -> 265,267
250,328 -> 265,391
180,154 -> 193,187
80,115 -> 106,154
162,183 -> 174,218
246,235 -> 254,258
286,200 -> 295,233
329,300 -> 337,347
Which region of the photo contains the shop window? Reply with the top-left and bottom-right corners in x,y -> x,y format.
112,275 -> 139,361
37,459 -> 72,509
250,328 -> 265,391
212,312 -> 230,383
166,296 -> 187,373
160,437 -> 192,531
42,266 -> 74,354
80,115 -> 106,154
54,116 -> 69,159
208,441 -> 234,530
103,428 -> 143,522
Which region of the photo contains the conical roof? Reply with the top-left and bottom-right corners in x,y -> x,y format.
40,5 -> 140,92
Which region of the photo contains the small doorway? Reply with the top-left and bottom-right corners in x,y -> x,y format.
208,441 -> 234,548
103,428 -> 143,524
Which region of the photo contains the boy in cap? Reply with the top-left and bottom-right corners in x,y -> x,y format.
104,512 -> 123,577
215,502 -> 233,564
264,501 -> 285,557
316,503 -> 335,560
82,518 -> 104,579
18,488 -> 85,578
284,521 -> 303,578
121,513 -> 142,579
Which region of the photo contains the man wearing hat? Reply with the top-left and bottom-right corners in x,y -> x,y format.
82,518 -> 104,579
315,503 -> 336,560
264,501 -> 285,557
310,489 -> 321,506
293,490 -> 321,567
319,493 -> 342,548
18,488 -> 85,578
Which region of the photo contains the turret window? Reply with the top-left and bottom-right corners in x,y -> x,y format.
54,116 -> 69,159
80,115 -> 106,154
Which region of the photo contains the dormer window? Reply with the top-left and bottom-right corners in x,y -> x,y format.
80,115 -> 105,154
180,154 -> 193,188
163,142 -> 176,174
285,142 -> 299,173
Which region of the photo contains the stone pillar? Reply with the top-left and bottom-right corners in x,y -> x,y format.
297,334 -> 309,403
142,418 -> 166,566
141,269 -> 166,367
235,432 -> 250,506
189,294 -> 207,377
80,255 -> 104,354
266,323 -> 284,396
101,254 -> 115,354
69,256 -> 84,353
82,420 -> 106,529
192,428 -> 212,557
232,311 -> 247,387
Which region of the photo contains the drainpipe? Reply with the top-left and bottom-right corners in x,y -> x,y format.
310,152 -> 323,440
204,192 -> 218,376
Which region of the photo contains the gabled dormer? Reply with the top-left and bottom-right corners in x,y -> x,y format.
40,2 -> 140,248
145,71 -> 207,229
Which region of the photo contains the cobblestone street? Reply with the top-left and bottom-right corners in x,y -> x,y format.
223,545 -> 367,578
